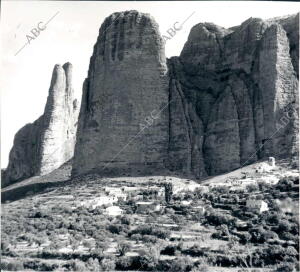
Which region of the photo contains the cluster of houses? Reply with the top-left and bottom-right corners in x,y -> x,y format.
78,157 -> 292,218
79,184 -> 166,216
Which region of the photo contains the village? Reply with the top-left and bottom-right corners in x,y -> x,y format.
1,157 -> 299,271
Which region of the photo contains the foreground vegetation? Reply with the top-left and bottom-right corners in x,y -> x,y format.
1,164 -> 299,271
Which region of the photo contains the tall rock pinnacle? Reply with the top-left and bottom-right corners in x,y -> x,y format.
72,11 -> 170,177
2,63 -> 78,187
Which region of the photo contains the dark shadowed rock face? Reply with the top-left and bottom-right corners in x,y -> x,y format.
72,11 -> 170,177
2,63 -> 78,188
172,14 -> 298,176
72,11 -> 298,179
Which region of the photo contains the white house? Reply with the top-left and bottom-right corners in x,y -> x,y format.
80,196 -> 118,209
255,158 -> 276,173
136,201 -> 161,213
181,200 -> 192,206
193,206 -> 206,216
105,187 -> 123,195
105,206 -> 124,216
246,199 -> 269,213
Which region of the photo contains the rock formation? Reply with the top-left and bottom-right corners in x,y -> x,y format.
72,11 -> 298,179
171,14 -> 299,176
4,11 -> 298,185
72,11 -> 170,177
2,63 -> 78,187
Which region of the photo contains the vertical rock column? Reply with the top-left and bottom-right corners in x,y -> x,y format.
257,24 -> 298,157
2,62 -> 78,187
72,11 -> 169,177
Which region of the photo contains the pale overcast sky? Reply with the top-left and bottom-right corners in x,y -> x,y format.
1,1 -> 299,167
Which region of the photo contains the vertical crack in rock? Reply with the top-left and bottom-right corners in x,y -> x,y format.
167,58 -> 207,179
203,88 -> 241,175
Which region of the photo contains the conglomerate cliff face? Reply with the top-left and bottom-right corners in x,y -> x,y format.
170,14 -> 299,176
72,11 -> 299,179
72,11 -> 298,179
72,11 -> 170,177
2,63 -> 78,187
4,11 -> 298,186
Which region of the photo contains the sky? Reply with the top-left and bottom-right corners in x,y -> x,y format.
1,1 -> 299,168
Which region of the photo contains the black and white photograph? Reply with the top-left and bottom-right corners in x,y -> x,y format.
1,1 -> 299,271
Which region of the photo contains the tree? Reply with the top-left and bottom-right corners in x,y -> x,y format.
170,256 -> 194,272
278,220 -> 292,233
117,241 -> 131,256
69,237 -> 80,252
206,211 -> 234,226
70,259 -> 86,271
87,258 -> 101,271
275,263 -> 295,272
83,240 -> 93,250
232,195 -> 239,204
161,244 -> 177,255
164,183 -> 173,203
240,232 -> 252,244
131,234 -> 142,243
120,215 -> 132,225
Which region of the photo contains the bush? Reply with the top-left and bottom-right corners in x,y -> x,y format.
183,244 -> 205,257
141,235 -> 158,244
100,257 -> 116,271
206,211 -> 234,226
120,215 -> 132,225
86,258 -> 101,271
70,259 -> 86,271
275,263 -> 295,272
130,225 -> 170,240
107,224 -> 124,234
161,244 -> 177,255
277,220 -> 292,234
246,184 -> 258,193
170,257 -> 194,272
280,232 -> 297,241
239,233 -> 251,244
2,259 -> 24,271
116,256 -> 133,270
117,241 -> 131,256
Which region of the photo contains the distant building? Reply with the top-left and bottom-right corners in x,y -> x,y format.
81,196 -> 118,209
195,186 -> 209,194
229,186 -> 245,193
181,200 -> 192,206
105,206 -> 124,216
268,157 -> 276,167
209,182 -> 231,188
136,201 -> 161,213
105,187 -> 123,195
235,219 -> 248,229
255,158 -> 276,173
275,198 -> 299,215
193,206 -> 206,216
246,199 -> 269,213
